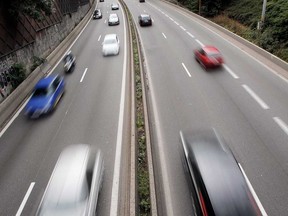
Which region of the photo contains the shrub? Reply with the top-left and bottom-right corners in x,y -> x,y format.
8,63 -> 26,90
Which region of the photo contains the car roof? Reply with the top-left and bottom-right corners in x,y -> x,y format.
38,145 -> 90,211
202,46 -> 220,54
140,14 -> 150,18
184,129 -> 259,215
104,34 -> 117,40
35,75 -> 58,89
109,13 -> 117,17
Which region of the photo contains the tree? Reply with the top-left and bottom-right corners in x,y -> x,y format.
3,0 -> 52,21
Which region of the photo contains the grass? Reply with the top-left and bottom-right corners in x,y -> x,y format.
126,5 -> 152,216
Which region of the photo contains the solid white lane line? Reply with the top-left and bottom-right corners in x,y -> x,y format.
98,35 -> 102,42
187,32 -> 195,38
0,99 -> 29,138
170,17 -> 174,21
174,21 -> 179,25
16,182 -> 35,216
195,39 -> 204,47
180,26 -> 186,31
80,68 -> 88,83
182,63 -> 191,77
238,164 -> 268,216
162,33 -> 167,39
110,6 -> 127,216
223,64 -> 239,79
273,117 -> 288,136
242,84 -> 269,110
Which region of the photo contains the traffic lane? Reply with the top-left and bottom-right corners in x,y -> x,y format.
126,0 -> 286,215
23,26 -> 126,216
144,2 -> 288,213
0,7 -> 126,216
22,45 -> 125,216
146,0 -> 288,127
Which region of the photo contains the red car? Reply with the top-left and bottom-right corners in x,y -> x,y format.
194,46 -> 224,69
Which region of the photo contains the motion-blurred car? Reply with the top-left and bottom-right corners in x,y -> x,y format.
63,51 -> 76,73
111,3 -> 119,10
36,144 -> 104,216
93,9 -> 102,19
25,75 -> 65,118
180,129 -> 261,216
194,46 -> 224,69
138,14 -> 152,26
102,34 -> 120,56
100,0 -> 104,2
108,13 -> 119,26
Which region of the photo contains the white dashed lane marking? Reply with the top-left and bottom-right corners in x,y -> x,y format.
242,84 -> 270,110
223,64 -> 239,79
274,117 -> 288,136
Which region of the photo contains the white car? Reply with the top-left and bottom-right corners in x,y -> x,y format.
102,34 -> 120,56
36,144 -> 104,216
108,13 -> 119,26
111,3 -> 119,10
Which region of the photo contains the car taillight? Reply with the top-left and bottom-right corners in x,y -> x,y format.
199,191 -> 208,216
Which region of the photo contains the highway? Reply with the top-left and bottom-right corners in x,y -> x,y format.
1,0 -> 288,215
124,0 -> 288,215
0,1 -> 131,216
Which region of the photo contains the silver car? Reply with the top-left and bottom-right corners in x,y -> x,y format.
102,34 -> 120,56
111,3 -> 119,10
108,13 -> 119,26
36,144 -> 104,216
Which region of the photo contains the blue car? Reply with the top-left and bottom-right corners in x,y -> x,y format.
25,75 -> 65,118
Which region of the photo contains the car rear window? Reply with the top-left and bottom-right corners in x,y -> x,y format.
104,38 -> 116,44
33,88 -> 49,97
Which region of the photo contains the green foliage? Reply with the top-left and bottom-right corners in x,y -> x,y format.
30,56 -> 46,72
4,0 -> 52,21
8,63 -> 26,90
225,0 -> 262,27
176,0 -> 232,16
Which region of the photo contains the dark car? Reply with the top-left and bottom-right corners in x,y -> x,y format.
194,46 -> 224,69
180,129 -> 261,216
25,75 -> 65,118
138,14 -> 152,26
100,0 -> 104,2
139,0 -> 145,2
111,3 -> 119,10
93,9 -> 102,19
36,144 -> 104,216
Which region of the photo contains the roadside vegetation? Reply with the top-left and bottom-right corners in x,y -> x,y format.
3,0 -> 52,21
124,3 -> 151,215
175,0 -> 288,62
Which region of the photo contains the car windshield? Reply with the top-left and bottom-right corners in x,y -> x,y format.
207,53 -> 221,58
142,15 -> 150,20
110,14 -> 117,19
104,38 -> 116,45
33,88 -> 49,97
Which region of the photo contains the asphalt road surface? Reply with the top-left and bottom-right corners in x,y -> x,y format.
0,1 -> 131,215
124,0 -> 288,215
